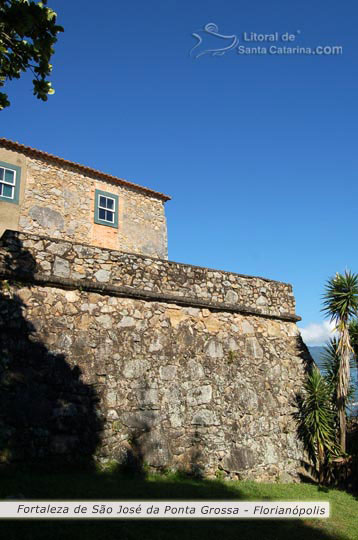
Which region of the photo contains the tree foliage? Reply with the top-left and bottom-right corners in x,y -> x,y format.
0,0 -> 63,110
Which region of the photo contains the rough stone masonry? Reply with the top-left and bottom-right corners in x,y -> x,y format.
0,230 -> 311,481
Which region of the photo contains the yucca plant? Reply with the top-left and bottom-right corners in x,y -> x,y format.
322,270 -> 358,453
296,367 -> 339,483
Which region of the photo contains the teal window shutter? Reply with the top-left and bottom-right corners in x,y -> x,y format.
94,189 -> 119,228
0,161 -> 21,204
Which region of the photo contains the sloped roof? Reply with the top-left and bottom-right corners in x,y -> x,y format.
0,138 -> 171,202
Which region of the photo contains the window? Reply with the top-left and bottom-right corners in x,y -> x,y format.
98,194 -> 115,223
94,189 -> 118,228
0,161 -> 21,204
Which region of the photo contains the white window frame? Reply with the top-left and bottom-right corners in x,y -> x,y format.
0,166 -> 16,200
98,194 -> 116,224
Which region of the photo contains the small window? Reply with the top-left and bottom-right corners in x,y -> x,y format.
0,162 -> 21,204
94,189 -> 118,228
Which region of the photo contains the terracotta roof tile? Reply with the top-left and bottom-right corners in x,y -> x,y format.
0,138 -> 171,202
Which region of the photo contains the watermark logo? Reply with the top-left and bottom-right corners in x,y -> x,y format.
190,23 -> 239,58
190,23 -> 343,58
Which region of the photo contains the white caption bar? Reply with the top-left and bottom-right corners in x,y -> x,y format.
0,501 -> 329,519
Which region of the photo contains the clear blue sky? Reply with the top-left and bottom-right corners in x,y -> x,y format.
1,0 -> 357,344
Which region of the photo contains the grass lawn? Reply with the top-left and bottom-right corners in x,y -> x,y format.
0,466 -> 357,540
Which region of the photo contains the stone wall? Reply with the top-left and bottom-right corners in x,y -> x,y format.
0,145 -> 168,259
0,231 -> 310,481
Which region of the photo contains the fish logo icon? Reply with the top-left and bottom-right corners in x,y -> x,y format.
190,23 -> 239,58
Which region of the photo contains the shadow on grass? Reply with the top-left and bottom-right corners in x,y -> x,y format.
0,464 -> 349,540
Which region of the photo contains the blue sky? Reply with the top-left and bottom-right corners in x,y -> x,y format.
1,0 -> 358,345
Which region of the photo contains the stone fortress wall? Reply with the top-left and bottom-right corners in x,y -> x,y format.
0,230 -> 310,481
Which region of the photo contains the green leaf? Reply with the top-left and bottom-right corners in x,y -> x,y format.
0,0 -> 63,110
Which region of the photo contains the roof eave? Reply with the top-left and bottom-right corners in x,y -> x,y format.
0,138 -> 171,202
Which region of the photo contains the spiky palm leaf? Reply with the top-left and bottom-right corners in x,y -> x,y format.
322,271 -> 358,324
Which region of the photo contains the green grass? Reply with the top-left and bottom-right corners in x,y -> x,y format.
0,465 -> 357,540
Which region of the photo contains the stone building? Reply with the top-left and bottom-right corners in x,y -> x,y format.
0,139 -> 310,480
0,139 -> 170,259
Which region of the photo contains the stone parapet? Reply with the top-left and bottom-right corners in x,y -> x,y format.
0,230 -> 299,322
